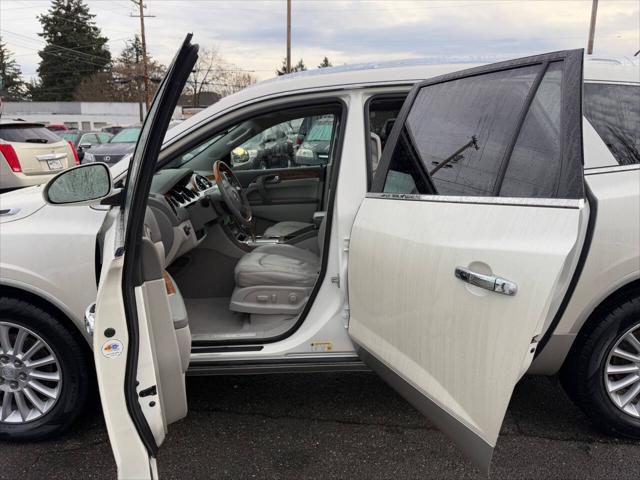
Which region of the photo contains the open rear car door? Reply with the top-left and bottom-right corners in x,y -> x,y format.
93,36 -> 198,479
348,50 -> 588,473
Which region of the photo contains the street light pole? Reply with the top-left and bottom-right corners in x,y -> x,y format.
587,0 -> 598,55
131,0 -> 155,112
286,0 -> 291,73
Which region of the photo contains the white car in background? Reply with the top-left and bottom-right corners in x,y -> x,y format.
0,119 -> 78,190
1,37 -> 639,475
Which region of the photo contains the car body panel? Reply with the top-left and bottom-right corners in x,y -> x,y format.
348,196 -> 589,471
530,164 -> 640,373
0,56 -> 637,383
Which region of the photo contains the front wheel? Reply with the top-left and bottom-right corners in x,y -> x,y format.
0,297 -> 90,441
561,294 -> 640,438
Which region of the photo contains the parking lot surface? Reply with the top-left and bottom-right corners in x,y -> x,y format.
1,372 -> 639,479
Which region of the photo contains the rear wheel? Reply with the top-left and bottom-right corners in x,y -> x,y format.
0,297 -> 90,441
561,294 -> 640,438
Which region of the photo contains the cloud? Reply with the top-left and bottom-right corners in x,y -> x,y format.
2,0 -> 638,82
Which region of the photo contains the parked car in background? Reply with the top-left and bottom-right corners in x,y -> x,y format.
0,119 -> 78,190
60,130 -> 113,162
294,115 -> 336,165
44,124 -> 67,132
100,125 -> 124,135
81,126 -> 140,165
1,46 -> 639,477
231,124 -> 294,169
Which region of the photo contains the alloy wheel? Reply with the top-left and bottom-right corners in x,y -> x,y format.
604,322 -> 640,418
0,322 -> 62,424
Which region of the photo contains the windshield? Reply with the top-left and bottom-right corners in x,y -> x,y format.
110,127 -> 141,143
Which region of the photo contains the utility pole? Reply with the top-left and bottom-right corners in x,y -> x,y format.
131,0 -> 155,112
286,0 -> 291,73
587,0 -> 598,55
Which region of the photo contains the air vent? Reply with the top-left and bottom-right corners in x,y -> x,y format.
195,174 -> 213,191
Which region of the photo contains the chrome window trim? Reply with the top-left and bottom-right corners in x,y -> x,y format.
584,164 -> 640,175
366,192 -> 584,209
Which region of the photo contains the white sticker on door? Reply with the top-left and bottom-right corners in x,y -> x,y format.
101,339 -> 124,359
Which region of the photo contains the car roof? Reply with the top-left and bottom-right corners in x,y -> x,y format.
0,118 -> 45,127
166,54 -> 639,145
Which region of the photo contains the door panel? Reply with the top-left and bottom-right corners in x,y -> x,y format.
94,35 -> 198,479
235,166 -> 325,232
349,196 -> 588,471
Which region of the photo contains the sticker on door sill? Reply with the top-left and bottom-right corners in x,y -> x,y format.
102,339 -> 124,358
311,342 -> 333,353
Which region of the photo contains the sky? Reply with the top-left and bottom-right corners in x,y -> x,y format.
1,0 -> 639,83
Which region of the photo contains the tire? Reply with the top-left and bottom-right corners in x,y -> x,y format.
561,294 -> 640,439
0,297 -> 90,441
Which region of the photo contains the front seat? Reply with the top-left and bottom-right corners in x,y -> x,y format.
230,217 -> 326,315
262,221 -> 313,238
262,133 -> 380,239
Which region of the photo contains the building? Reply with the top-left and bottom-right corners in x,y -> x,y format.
0,101 -> 182,130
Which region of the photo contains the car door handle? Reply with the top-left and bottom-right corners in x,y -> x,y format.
454,266 -> 517,296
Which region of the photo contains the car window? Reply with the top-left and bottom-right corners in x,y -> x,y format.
583,83 -> 640,166
380,61 -> 581,199
177,106 -> 340,171
388,66 -> 539,196
110,127 -> 141,143
61,132 -> 80,143
500,62 -> 563,197
367,96 -> 407,189
97,133 -> 112,143
0,124 -> 62,144
81,134 -> 100,145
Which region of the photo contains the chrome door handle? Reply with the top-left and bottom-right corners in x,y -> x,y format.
455,267 -> 518,296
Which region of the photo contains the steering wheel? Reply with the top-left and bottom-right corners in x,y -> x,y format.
212,160 -> 253,230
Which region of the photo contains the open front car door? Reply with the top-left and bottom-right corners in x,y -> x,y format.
93,35 -> 198,479
348,50 -> 588,473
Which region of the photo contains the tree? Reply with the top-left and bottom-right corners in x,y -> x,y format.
275,57 -> 307,76
318,57 -> 332,69
182,47 -> 255,107
73,35 -> 165,102
0,39 -> 27,100
184,47 -> 224,107
216,70 -> 257,98
33,0 -> 111,101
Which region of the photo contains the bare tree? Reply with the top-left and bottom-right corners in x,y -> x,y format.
184,47 -> 225,107
216,70 -> 257,97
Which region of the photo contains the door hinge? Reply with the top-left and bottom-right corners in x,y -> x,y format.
331,275 -> 340,287
343,237 -> 350,252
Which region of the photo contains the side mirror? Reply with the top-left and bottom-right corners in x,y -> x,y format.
44,163 -> 113,205
79,142 -> 92,150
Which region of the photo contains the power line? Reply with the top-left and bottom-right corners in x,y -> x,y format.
2,29 -> 112,64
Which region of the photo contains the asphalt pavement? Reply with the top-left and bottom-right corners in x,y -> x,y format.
1,372 -> 639,479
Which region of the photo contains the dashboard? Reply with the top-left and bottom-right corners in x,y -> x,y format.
146,168 -> 222,267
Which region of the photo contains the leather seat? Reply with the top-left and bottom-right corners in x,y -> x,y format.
262,221 -> 312,238
235,244 -> 320,288
230,217 -> 326,314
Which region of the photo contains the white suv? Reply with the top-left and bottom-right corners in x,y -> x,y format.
1,39 -> 639,474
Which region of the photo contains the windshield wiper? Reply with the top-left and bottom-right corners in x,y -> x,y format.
24,138 -> 49,144
429,135 -> 479,176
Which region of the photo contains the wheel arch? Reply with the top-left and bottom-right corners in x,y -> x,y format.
0,283 -> 92,356
562,277 -> 640,369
